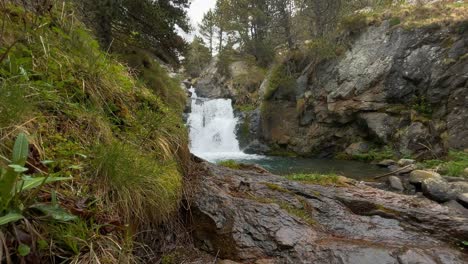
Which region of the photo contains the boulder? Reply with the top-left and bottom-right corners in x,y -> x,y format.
421,178 -> 456,203
345,142 -> 370,156
398,159 -> 416,167
464,168 -> 468,177
388,176 -> 404,191
395,164 -> 417,175
457,193 -> 468,208
378,159 -> 397,167
191,162 -> 468,263
409,170 -> 442,185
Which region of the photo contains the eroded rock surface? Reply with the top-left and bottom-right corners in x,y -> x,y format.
190,162 -> 468,264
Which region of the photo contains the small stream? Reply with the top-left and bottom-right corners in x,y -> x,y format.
187,88 -> 388,181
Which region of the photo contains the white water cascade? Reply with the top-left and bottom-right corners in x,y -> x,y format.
187,87 -> 256,161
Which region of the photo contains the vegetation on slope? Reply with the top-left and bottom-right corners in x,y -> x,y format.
0,2 -> 188,262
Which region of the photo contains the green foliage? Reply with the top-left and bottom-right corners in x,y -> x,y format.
0,80 -> 31,128
340,13 -> 369,33
216,47 -> 236,77
421,151 -> 468,177
285,173 -> 343,186
0,2 -> 189,261
217,160 -> 242,170
389,17 -> 401,27
0,133 -> 73,227
92,142 -> 182,226
183,36 -> 212,78
75,0 -> 190,65
264,64 -> 295,101
412,96 -> 433,117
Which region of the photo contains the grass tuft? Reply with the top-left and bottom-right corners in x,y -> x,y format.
91,142 -> 182,227
420,151 -> 468,177
285,173 -> 345,186
217,160 -> 242,170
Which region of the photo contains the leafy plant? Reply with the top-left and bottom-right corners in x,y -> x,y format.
0,133 -> 74,226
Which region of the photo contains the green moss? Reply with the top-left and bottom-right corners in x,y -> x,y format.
278,199 -> 316,226
285,173 -> 343,186
338,147 -> 395,162
217,160 -> 242,169
246,194 -> 316,226
264,183 -> 291,193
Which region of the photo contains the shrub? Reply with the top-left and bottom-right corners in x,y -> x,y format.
91,142 -> 182,227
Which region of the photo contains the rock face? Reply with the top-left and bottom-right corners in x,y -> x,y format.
190,162 -> 468,263
258,20 -> 468,158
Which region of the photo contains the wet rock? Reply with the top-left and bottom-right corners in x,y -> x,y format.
450,182 -> 468,194
457,193 -> 468,208
398,159 -> 416,167
358,112 -> 398,142
444,176 -> 468,183
190,162 -> 468,263
409,170 -> 442,185
378,159 -> 396,167
388,176 -> 404,191
345,142 -> 370,156
395,164 -> 417,175
421,178 -> 456,203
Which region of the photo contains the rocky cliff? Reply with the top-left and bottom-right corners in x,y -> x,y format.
193,6 -> 468,160
260,18 -> 467,158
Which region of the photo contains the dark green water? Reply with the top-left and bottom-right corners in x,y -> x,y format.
232,156 -> 389,181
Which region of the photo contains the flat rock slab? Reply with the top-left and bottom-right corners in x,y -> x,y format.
190,162 -> 468,264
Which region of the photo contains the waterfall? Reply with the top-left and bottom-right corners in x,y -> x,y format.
187,87 -> 254,161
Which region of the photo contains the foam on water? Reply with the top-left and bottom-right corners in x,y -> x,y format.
187,87 -> 260,162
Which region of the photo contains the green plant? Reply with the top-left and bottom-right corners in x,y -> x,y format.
217,160 -> 242,170
412,96 -> 433,117
0,133 -> 74,226
421,151 -> 468,177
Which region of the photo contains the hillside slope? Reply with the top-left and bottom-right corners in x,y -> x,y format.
0,2 -> 188,262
